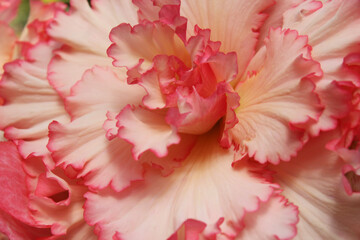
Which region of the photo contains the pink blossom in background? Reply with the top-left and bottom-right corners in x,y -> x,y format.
0,0 -> 360,239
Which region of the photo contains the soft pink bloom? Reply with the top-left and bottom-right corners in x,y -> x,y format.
0,0 -> 360,239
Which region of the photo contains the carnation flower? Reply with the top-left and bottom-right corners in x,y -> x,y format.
0,0 -> 360,239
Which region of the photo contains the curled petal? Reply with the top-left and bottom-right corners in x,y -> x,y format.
117,105 -> 180,160
108,21 -> 189,70
166,83 -> 228,135
23,155 -> 96,238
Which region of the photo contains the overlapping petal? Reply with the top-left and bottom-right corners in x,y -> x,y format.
0,42 -> 69,157
283,0 -> 360,135
22,154 -> 96,239
47,0 -> 139,97
271,130 -> 360,239
48,66 -> 146,191
0,142 -> 53,239
180,0 -> 274,79
224,28 -> 322,164
117,105 -> 180,160
257,0 -> 304,50
0,0 -> 359,239
84,128 -> 277,239
237,195 -> 298,240
108,22 -> 189,70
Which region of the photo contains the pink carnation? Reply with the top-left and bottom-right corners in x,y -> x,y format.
0,0 -> 360,239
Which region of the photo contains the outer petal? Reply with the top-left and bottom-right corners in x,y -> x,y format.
23,155 -> 96,239
48,46 -> 113,98
283,0 -> 360,134
48,66 -> 145,191
48,0 -> 138,53
84,128 -> 276,239
271,130 -> 360,239
0,142 -> 52,239
0,42 -> 69,157
283,0 -> 360,61
0,142 -> 35,226
0,211 -> 51,240
48,118 -> 144,192
180,0 -> 274,78
47,0 -> 139,97
237,195 -> 299,240
225,28 -> 322,164
0,0 -> 20,23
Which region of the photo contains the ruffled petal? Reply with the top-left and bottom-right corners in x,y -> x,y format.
48,66 -> 145,191
48,46 -> 113,98
117,105 -> 180,160
48,118 -> 144,192
47,0 -> 139,97
225,28 -> 322,164
307,80 -> 352,135
166,83 -> 228,135
283,0 -> 360,134
23,155 -> 96,239
108,21 -> 189,70
271,130 -> 360,239
257,0 -> 303,49
48,0 -> 138,54
238,195 -> 299,240
283,0 -> 360,62
180,0 -> 274,78
0,42 -> 69,157
84,128 -> 276,239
